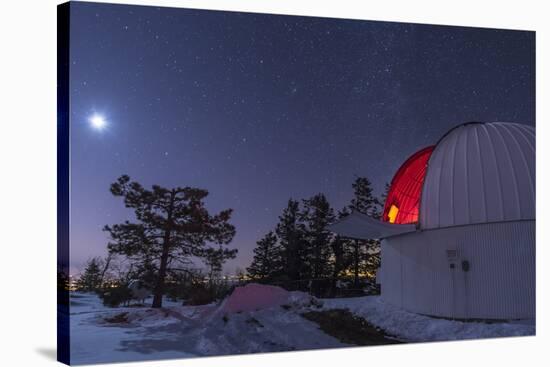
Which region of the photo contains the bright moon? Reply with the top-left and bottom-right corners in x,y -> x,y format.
89,114 -> 107,130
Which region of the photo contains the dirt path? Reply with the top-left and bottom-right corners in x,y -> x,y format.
301,309 -> 404,346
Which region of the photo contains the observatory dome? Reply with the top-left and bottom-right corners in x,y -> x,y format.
419,122 -> 535,229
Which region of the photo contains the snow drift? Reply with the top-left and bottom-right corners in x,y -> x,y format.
322,296 -> 535,342
218,283 -> 318,314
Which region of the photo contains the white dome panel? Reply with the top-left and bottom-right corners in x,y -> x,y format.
420,122 -> 535,229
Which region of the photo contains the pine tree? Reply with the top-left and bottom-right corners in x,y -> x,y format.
300,194 -> 335,281
360,245 -> 381,279
131,256 -> 158,290
246,231 -> 281,282
76,257 -> 103,292
235,267 -> 246,283
104,175 -> 236,308
275,199 -> 306,285
380,182 -> 391,210
99,252 -> 114,288
348,177 -> 383,287
330,207 -> 353,295
350,176 -> 382,218
202,246 -> 238,286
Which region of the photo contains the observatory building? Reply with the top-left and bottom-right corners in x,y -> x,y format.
330,122 -> 535,320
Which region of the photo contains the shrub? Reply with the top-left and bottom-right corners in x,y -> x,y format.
185,282 -> 216,305
100,284 -> 132,307
104,312 -> 129,324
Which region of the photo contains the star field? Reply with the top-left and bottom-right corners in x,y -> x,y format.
69,3 -> 535,274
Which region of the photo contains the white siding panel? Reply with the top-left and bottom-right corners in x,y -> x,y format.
467,126 -> 488,223
478,124 -> 506,223
379,220 -> 535,320
380,239 -> 402,308
453,124 -> 470,226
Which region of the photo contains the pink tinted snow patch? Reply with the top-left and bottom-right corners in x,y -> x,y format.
221,283 -> 290,313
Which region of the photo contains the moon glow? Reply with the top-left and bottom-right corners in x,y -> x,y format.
89,114 -> 107,130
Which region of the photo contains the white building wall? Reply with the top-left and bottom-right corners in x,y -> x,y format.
379,220 -> 535,320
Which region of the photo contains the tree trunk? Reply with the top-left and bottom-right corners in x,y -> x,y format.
364,249 -> 371,281
152,236 -> 170,308
208,268 -> 214,290
99,253 -> 112,288
353,241 -> 359,288
331,260 -> 339,297
152,191 -> 175,308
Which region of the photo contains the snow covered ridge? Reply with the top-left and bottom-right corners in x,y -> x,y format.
70,286 -> 341,364
217,284 -> 535,343
69,284 -> 534,364
321,296 -> 535,342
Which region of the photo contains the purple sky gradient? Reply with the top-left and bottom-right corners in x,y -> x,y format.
68,3 -> 535,275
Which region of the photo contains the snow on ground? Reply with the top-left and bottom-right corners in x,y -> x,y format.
70,293 -> 196,364
69,288 -> 345,365
69,285 -> 535,365
321,296 -> 535,342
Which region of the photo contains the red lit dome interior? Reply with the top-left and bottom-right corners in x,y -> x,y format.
382,146 -> 435,224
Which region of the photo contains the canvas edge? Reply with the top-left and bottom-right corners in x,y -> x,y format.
57,2 -> 71,365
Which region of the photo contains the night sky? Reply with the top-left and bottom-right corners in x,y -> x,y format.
69,2 -> 535,275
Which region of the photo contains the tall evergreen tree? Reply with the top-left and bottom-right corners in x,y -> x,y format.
104,175 -> 236,308
380,182 -> 391,210
300,194 -> 335,281
350,176 -> 382,218
348,177 -> 383,287
202,246 -> 238,286
275,199 -> 306,284
99,252 -> 114,288
360,245 -> 381,279
131,255 -> 158,290
246,231 -> 281,281
362,181 -> 389,284
331,207 -> 353,278
330,207 -> 353,294
76,257 -> 103,292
